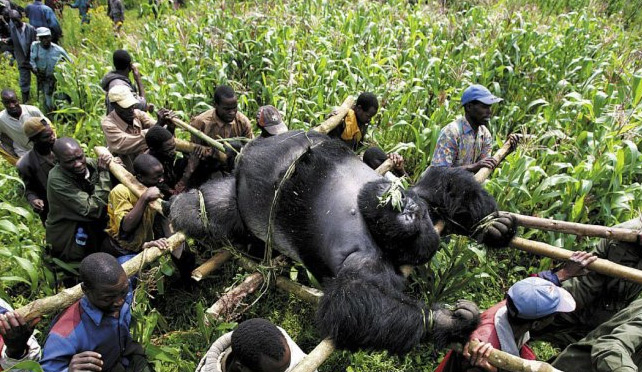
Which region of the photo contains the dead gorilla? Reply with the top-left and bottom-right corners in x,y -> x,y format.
170,131 -> 515,354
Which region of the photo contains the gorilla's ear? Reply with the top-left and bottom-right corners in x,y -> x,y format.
412,167 -> 498,235
169,177 -> 245,242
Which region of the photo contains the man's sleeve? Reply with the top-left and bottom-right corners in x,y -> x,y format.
108,186 -> 135,239
135,109 -> 156,129
431,126 -> 457,167
591,318 -> 642,372
239,114 -> 254,139
29,44 -> 37,70
189,115 -> 206,145
101,117 -> 147,155
479,127 -> 492,160
40,332 -> 76,372
16,161 -> 40,203
48,168 -> 110,221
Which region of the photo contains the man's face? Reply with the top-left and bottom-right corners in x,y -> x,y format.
10,13 -> 23,27
158,138 -> 176,160
40,35 -> 52,48
137,163 -> 164,187
85,272 -> 129,315
355,105 -> 378,126
1,92 -> 22,118
57,145 -> 87,176
215,96 -> 238,124
32,126 -> 56,152
114,104 -> 136,124
465,101 -> 492,127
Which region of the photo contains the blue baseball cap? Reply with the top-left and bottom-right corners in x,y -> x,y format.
507,277 -> 576,320
461,84 -> 503,106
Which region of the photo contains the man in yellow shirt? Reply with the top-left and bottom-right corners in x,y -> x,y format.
103,153 -> 194,281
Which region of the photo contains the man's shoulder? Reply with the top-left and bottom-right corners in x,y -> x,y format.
110,183 -> 133,198
22,105 -> 44,117
50,300 -> 83,339
101,110 -> 118,125
16,150 -> 35,170
235,111 -> 250,123
192,109 -> 215,127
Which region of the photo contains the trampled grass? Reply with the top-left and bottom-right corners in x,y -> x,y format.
0,0 -> 641,370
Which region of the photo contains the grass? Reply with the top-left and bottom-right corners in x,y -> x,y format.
0,0 -> 641,370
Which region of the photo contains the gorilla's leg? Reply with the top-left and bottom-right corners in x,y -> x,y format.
169,177 -> 245,243
316,259 -> 480,354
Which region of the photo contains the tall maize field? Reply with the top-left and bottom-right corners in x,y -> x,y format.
0,0 -> 641,370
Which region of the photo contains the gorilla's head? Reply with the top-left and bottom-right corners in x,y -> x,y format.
358,179 -> 441,266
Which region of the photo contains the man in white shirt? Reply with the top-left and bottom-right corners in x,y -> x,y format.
0,88 -> 45,162
0,298 -> 41,371
197,318 -> 315,372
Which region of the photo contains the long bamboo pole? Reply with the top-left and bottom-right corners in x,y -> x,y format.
449,340 -> 562,372
191,250 -> 233,281
15,232 -> 185,322
313,97 -> 355,134
170,117 -> 226,153
474,141 -> 513,183
511,237 -> 642,283
510,212 -> 642,244
94,146 -> 164,215
290,338 -> 335,372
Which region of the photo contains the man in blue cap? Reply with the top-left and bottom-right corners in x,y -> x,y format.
431,84 -> 505,172
435,252 -> 595,372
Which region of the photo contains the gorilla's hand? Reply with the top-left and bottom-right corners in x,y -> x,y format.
431,300 -> 480,349
472,211 -> 516,248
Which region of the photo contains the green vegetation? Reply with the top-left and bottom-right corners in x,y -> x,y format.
0,0 -> 641,370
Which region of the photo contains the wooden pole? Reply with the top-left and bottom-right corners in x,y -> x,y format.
313,97 -> 355,134
375,159 -> 394,175
15,232 -> 185,322
510,237 -> 642,284
275,276 -> 323,304
290,338 -> 336,372
94,146 -> 164,215
205,271 -> 265,321
449,340 -> 562,372
170,117 -> 226,153
175,137 -> 196,153
191,250 -> 233,281
510,212 -> 642,244
473,140 -> 514,183
0,146 -> 18,166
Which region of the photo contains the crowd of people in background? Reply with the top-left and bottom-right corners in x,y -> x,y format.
1,3 -> 642,371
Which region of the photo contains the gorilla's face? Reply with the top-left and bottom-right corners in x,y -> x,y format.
395,192 -> 430,232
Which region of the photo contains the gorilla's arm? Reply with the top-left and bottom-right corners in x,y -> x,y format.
317,254 -> 480,354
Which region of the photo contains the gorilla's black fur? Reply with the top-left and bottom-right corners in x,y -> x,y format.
170,130 -> 515,354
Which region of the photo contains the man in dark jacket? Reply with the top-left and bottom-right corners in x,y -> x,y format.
100,49 -> 146,114
6,10 -> 36,103
24,0 -> 60,43
46,137 -> 112,261
16,116 -> 55,224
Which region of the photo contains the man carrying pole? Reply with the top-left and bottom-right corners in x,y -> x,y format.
174,85 -> 253,192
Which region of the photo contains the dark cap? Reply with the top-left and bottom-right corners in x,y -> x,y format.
256,105 -> 287,136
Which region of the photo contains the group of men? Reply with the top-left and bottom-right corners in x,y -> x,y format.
1,0 -> 69,112
1,48 -> 641,372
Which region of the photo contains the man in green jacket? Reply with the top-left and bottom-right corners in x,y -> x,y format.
551,296 -> 642,371
46,137 -> 112,261
531,216 -> 642,347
